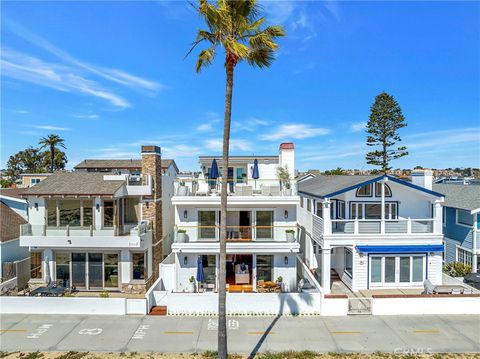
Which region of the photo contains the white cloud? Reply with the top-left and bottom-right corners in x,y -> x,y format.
32,125 -> 70,131
197,123 -> 214,132
350,121 -> 367,132
74,114 -> 99,120
205,139 -> 253,152
1,48 -> 131,109
406,127 -> 480,150
232,117 -> 269,132
260,123 -> 330,141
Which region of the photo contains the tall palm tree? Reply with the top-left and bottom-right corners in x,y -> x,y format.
39,134 -> 66,173
189,1 -> 284,357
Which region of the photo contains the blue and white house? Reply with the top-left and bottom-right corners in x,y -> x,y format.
298,169 -> 445,293
433,184 -> 480,273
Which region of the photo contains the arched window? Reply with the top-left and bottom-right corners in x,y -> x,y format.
375,183 -> 392,197
356,184 -> 372,197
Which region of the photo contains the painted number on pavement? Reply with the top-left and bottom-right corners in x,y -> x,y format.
79,328 -> 103,336
132,325 -> 151,340
207,319 -> 239,331
27,324 -> 53,339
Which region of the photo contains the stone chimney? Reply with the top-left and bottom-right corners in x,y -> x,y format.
141,145 -> 162,286
411,169 -> 433,190
279,142 -> 295,179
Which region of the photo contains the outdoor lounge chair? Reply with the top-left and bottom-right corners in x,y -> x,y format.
196,182 -> 209,196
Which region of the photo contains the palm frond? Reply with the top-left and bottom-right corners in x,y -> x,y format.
247,46 -> 274,68
195,46 -> 216,72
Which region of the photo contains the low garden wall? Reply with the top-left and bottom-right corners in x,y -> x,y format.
320,294 -> 349,316
0,297 -> 147,315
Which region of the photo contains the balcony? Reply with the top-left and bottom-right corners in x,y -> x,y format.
173,178 -> 297,197
19,221 -> 151,249
103,173 -> 152,196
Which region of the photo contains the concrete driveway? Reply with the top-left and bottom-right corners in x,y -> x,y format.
1,314 -> 479,354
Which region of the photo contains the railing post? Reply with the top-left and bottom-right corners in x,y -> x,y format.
43,225 -> 46,236
66,225 -> 70,237
354,219 -> 359,235
380,220 -> 385,234
407,218 -> 412,234
90,225 -> 93,236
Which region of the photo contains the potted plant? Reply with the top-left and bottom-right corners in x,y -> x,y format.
277,166 -> 292,195
285,229 -> 295,242
177,229 -> 188,243
177,181 -> 188,196
187,276 -> 196,293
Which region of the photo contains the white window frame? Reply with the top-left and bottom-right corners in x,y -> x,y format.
369,255 -> 426,287
456,209 -> 473,228
344,248 -> 353,278
456,246 -> 473,267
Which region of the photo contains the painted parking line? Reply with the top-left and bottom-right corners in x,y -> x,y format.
330,331 -> 362,335
163,331 -> 193,335
247,331 -> 276,335
413,329 -> 440,334
0,330 -> 29,333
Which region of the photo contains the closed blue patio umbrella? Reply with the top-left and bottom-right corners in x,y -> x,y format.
252,159 -> 260,189
196,256 -> 205,285
209,159 -> 219,191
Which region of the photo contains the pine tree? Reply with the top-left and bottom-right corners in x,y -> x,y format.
366,92 -> 408,173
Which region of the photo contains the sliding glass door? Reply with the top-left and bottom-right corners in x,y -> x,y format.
370,255 -> 426,287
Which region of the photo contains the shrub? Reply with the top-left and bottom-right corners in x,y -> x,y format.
443,262 -> 472,277
286,229 -> 295,234
99,290 -> 110,298
178,229 -> 187,234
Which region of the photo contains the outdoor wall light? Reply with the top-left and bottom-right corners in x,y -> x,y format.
284,256 -> 288,265
184,210 -> 188,219
34,203 -> 38,210
284,210 -> 288,219
96,203 -> 100,211
184,256 -> 188,265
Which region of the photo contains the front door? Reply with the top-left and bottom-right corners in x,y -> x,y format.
88,253 -> 103,289
71,253 -> 86,289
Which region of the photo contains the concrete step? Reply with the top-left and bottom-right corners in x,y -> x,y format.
149,306 -> 167,316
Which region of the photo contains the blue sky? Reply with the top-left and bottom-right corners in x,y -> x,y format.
1,1 -> 479,172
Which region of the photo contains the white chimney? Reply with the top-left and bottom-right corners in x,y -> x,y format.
412,169 -> 433,190
279,142 -> 295,179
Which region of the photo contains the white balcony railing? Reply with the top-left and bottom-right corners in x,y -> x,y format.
327,218 -> 435,235
174,225 -> 298,243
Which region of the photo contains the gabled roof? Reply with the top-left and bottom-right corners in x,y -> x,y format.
298,174 -> 444,199
21,172 -> 125,196
74,159 -> 177,171
1,202 -> 27,242
0,188 -> 26,200
433,184 -> 480,213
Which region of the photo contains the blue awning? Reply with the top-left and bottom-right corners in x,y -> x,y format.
356,245 -> 444,254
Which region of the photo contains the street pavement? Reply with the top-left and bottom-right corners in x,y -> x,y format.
1,314 -> 479,354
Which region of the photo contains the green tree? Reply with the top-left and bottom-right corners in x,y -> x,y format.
189,1 -> 285,357
324,167 -> 347,175
39,134 -> 66,173
366,92 -> 408,173
40,149 -> 68,171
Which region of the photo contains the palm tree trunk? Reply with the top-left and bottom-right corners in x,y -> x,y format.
218,59 -> 234,359
50,145 -> 55,173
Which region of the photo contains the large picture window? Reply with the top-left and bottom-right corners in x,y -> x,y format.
456,210 -> 473,227
59,200 -> 81,227
457,247 -> 473,267
370,255 -> 425,286
199,211 -> 216,239
103,201 -> 114,227
132,252 -> 146,280
256,211 -> 273,240
47,200 -> 94,227
350,202 -> 398,220
256,255 -> 273,283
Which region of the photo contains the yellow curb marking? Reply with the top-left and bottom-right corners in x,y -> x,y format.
0,330 -> 29,333
247,331 -> 276,335
163,331 -> 193,335
331,331 -> 362,335
414,329 -> 440,334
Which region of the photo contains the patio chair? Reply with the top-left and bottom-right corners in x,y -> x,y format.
196,182 -> 209,196
242,186 -> 253,196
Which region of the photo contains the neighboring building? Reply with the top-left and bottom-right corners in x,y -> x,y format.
433,184 -> 480,273
0,188 -> 28,219
298,169 -> 445,293
0,202 -> 29,281
19,173 -> 52,188
159,143 -> 301,296
19,145 -> 168,293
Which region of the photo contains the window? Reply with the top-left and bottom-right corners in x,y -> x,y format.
370,255 -> 425,285
47,200 -> 57,226
307,199 -> 311,212
103,201 -> 114,227
356,184 -> 372,197
256,255 -> 273,283
344,248 -> 353,277
456,209 -> 473,227
316,203 -> 323,218
201,255 -> 216,287
300,196 -> 304,208
375,183 -> 392,197
236,168 -> 246,184
30,252 -> 42,279
457,247 -> 473,267
351,203 -> 363,219
47,200 -> 93,227
56,253 -> 70,287
59,200 -> 81,227
337,201 -> 345,219
104,254 -> 119,288
132,252 -> 146,280
365,203 -> 382,219
351,202 -> 398,220
83,200 -> 93,227
256,211 -> 274,239
199,211 -> 216,239
31,178 -> 41,184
